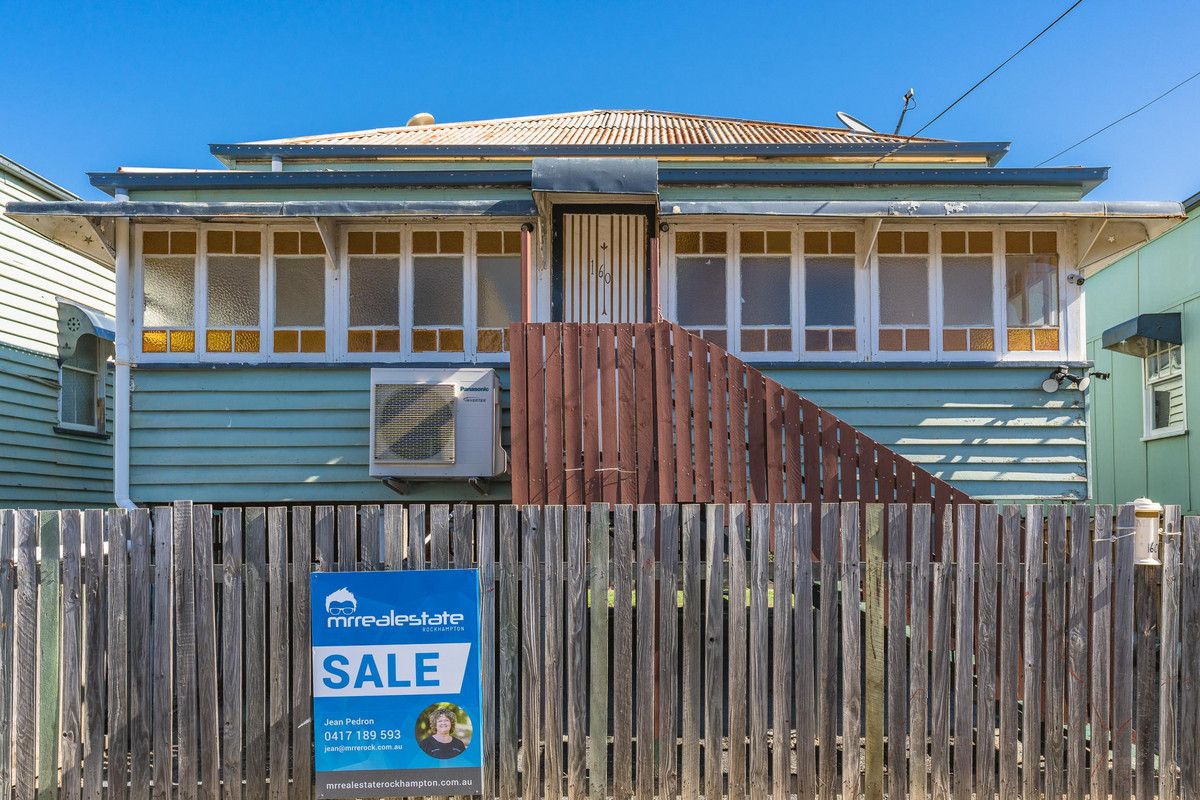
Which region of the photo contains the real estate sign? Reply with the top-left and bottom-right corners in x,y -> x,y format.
310,569 -> 484,798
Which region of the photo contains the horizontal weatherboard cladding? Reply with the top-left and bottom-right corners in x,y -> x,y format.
0,344 -> 114,508
129,364 -> 1085,504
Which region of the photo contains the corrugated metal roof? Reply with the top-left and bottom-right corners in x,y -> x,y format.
250,109 -> 944,147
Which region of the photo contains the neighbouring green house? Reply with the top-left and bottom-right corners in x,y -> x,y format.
1086,190 -> 1200,512
3,110 -> 1185,507
1,155 -> 115,508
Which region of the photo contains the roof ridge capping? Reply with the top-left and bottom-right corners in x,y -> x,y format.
230,108 -> 957,147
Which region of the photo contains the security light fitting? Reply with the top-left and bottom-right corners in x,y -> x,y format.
1042,366 -> 1090,393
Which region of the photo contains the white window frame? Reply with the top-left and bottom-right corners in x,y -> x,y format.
664,222 -> 738,351
265,225 -> 335,363
198,223 -> 269,364
57,336 -> 106,434
933,225 -> 1004,363
870,225 -> 936,362
403,223 -> 473,363
1143,341 -> 1187,440
133,222 -> 201,363
797,224 -> 865,361
339,224 -> 406,364
734,225 -> 800,361
998,224 -> 1070,363
471,223 -> 525,364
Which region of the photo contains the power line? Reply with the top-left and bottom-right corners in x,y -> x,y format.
871,0 -> 1085,166
1035,67 -> 1200,166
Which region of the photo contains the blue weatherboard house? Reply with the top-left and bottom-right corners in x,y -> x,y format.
4,110 -> 1185,506
1,155 -> 115,507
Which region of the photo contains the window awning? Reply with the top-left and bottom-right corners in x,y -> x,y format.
1101,312 -> 1182,358
57,299 -> 116,357
531,157 -> 658,206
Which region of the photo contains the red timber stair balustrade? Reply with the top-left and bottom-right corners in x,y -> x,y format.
507,322 -> 977,522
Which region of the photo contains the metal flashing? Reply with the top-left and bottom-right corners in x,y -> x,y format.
659,199 -> 1185,220
532,157 -> 658,196
89,169 -> 531,194
1101,313 -> 1183,358
659,166 -> 1107,192
5,199 -> 539,219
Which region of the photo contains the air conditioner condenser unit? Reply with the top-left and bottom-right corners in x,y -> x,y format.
369,368 -> 507,479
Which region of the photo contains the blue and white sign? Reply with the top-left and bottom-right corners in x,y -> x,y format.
310,569 -> 484,798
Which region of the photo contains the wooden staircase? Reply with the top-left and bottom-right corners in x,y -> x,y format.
508,321 -> 975,517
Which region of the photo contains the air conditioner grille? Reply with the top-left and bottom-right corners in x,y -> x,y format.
373,384 -> 455,463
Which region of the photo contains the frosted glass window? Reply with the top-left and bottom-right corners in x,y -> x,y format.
676,256 -> 726,326
942,256 -> 993,326
60,334 -> 102,430
413,256 -> 464,326
1007,255 -> 1059,327
144,256 -> 194,326
207,255 -> 260,327
805,257 -> 855,326
740,257 -> 790,325
477,255 -> 521,327
275,256 -> 326,326
348,257 -> 400,327
878,256 -> 929,325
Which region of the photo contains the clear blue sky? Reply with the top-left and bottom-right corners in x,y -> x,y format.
2,0 -> 1198,202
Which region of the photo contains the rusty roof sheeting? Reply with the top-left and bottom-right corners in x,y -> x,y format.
250,109 -> 945,147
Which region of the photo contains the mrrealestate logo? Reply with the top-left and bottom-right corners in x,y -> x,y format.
326,587 -> 357,616
324,587 -> 465,630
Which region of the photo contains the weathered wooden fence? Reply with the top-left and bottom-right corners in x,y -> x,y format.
508,322 -> 974,515
1,501 -> 1198,800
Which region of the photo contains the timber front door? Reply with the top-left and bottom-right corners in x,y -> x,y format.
552,207 -> 652,323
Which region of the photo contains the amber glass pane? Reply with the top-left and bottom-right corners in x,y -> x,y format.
347,330 -> 373,352
142,231 -> 169,255
412,231 -> 438,254
941,231 -> 966,254
300,329 -> 326,353
1007,327 -> 1033,351
234,330 -> 260,353
169,330 -> 195,353
170,231 -> 197,255
440,231 -> 464,254
206,330 -> 232,352
142,330 -> 167,352
968,231 -> 993,254
439,329 -> 464,352
207,230 -> 234,254
905,231 -> 929,254
347,232 -> 373,255
805,329 -> 829,351
803,231 -> 829,255
702,231 -> 726,253
1032,231 -> 1057,254
740,329 -> 765,352
830,231 -> 856,255
1034,328 -> 1060,350
375,232 -> 401,255
877,231 -> 903,254
879,328 -> 903,351
740,231 -> 765,254
675,231 -> 700,254
273,330 -> 299,353
766,231 -> 791,254
412,329 -> 437,352
477,329 -> 504,353
299,232 -> 324,255
503,231 -> 521,253
906,328 -> 930,351
375,329 -> 400,352
273,231 -> 299,255
831,329 -> 856,351
943,329 -> 968,351
477,231 -> 503,254
235,230 -> 261,254
969,328 -> 995,351
766,328 -> 792,351
703,330 -> 728,348
1005,231 -> 1030,254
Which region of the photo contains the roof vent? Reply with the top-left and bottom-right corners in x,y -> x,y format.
407,112 -> 435,127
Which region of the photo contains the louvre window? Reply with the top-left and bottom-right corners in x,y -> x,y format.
1145,341 -> 1185,437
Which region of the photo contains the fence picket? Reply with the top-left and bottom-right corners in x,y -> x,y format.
817,504 -> 839,800
267,507 -> 290,800
521,506 -> 543,800
704,505 -> 727,800
588,504 -> 611,800
431,505 -> 450,569
478,506 -> 497,800
1179,514 -> 1200,800
291,507 -> 314,800
543,506 -> 564,800
1160,506 -> 1182,800
128,510 -> 152,800
612,506 -> 635,800
886,504 -> 909,800
1022,506 -> 1045,800
220,509 -> 244,800
37,511 -> 62,800
14,510 -> 37,800
727,504 -> 748,800
999,505 -> 1022,800
976,505 -> 1000,800
1045,505 -> 1068,800
659,504 -> 681,800
1066,505 -> 1091,800
930,510 -> 953,800
81,509 -> 105,800
840,502 -> 863,800
193,505 -> 220,800
1113,504 -> 1135,800
864,504 -> 884,800
60,511 -> 83,800
107,508 -> 131,800
748,504 -> 771,799
771,504 -> 794,800
793,505 -> 818,800
635,505 -> 657,800
681,505 -> 703,800
498,506 -> 520,800
953,505 -> 976,800
909,504 -> 932,800
566,506 -> 587,800
244,508 -> 268,795
151,507 -> 174,800
1135,520 -> 1160,800
1091,506 -> 1114,800
0,512 -> 13,800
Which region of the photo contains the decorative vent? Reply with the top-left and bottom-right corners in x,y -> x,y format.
372,384 -> 455,464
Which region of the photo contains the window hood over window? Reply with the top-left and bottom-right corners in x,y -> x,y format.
57,299 -> 115,358
1101,313 -> 1182,358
